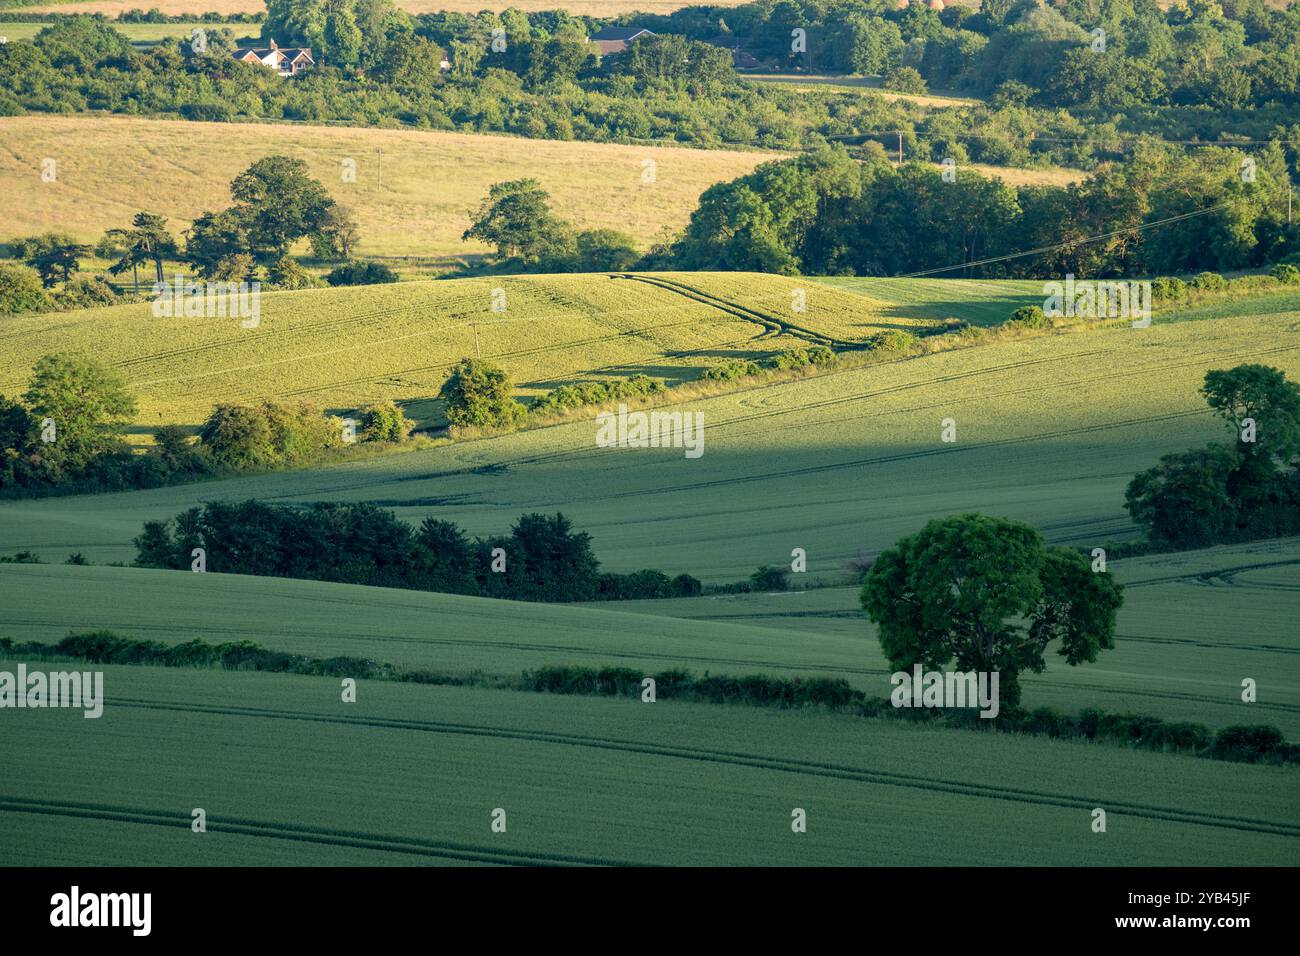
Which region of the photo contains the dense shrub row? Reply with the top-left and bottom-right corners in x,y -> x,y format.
9,632 -> 1294,766
702,345 -> 836,381
529,374 -> 665,415
133,501 -> 702,603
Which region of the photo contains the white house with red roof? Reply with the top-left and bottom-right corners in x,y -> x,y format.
232,40 -> 315,77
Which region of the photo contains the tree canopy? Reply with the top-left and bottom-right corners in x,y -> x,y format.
860,513 -> 1123,707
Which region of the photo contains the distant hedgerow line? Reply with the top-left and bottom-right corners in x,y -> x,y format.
6,632 -> 1295,767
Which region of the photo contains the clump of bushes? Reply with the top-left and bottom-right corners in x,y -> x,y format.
703,358 -> 763,381
597,569 -> 702,600
1190,271 -> 1227,291
1151,276 -> 1187,302
441,357 -> 526,430
703,346 -> 836,382
358,400 -> 416,443
198,401 -> 343,470
768,345 -> 835,370
1007,305 -> 1050,329
750,565 -> 790,591
0,262 -> 51,316
529,374 -> 665,415
325,261 -> 399,286
868,329 -> 921,352
883,65 -> 927,94
1270,263 -> 1300,285
51,276 -> 119,310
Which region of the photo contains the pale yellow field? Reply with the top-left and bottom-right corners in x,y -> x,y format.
963,163 -> 1085,187
0,114 -> 778,257
747,74 -> 982,109
22,0 -> 741,14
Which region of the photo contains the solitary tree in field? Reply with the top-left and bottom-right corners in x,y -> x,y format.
860,513 -> 1123,707
230,156 -> 337,264
1201,364 -> 1300,464
463,179 -> 568,263
439,358 -> 524,429
1126,366 -> 1300,546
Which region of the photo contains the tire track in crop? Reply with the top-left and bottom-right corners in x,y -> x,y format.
617,274 -> 825,345
1113,633 -> 1300,655
0,796 -> 629,866
91,698 -> 1300,838
1122,559 -> 1300,589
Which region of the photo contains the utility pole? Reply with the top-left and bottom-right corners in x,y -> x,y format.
473,323 -> 481,359
897,131 -> 903,166
376,149 -> 382,194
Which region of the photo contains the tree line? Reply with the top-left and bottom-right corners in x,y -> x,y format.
0,14 -> 1174,167
1,155 -> 394,318
0,353 -> 414,497
134,502 -> 704,602
1125,364 -> 1300,549
661,143 -> 1299,277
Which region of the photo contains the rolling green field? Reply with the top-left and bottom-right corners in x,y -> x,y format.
3,296 -> 1295,579
0,272 -> 989,429
2,279 -> 1297,868
3,533 -> 1297,735
1,666 -> 1295,866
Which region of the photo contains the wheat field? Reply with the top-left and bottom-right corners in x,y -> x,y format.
0,114 -> 778,258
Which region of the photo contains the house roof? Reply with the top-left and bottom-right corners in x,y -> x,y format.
232,44 -> 313,63
590,26 -> 653,42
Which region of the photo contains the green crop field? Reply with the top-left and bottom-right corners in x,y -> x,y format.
0,272 -> 966,430
2,280 -> 1298,870
2,295 -> 1294,575
0,114 -> 777,259
2,532 -> 1298,734
1,665 -> 1295,866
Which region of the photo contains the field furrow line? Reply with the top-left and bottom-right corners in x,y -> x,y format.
96,698 -> 1300,837
0,797 -> 631,866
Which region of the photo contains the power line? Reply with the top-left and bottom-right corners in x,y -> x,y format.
892,201 -> 1235,279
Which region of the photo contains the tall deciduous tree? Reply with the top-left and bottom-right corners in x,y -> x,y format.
463,179 -> 568,263
22,353 -> 137,478
860,513 -> 1123,706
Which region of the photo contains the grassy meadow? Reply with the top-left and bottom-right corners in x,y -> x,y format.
0,114 -> 777,259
